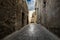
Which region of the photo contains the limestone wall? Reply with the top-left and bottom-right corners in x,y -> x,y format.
0,0 -> 28,39
46,0 -> 60,37
36,0 -> 60,37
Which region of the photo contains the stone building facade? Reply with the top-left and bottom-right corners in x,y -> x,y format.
31,11 -> 37,23
36,0 -> 60,38
0,0 -> 28,39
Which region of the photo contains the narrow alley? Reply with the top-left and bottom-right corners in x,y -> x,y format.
3,24 -> 59,40
0,0 -> 60,40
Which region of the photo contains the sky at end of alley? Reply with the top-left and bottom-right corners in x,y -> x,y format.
26,0 -> 36,11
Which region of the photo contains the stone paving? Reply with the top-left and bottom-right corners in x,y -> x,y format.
3,24 -> 59,40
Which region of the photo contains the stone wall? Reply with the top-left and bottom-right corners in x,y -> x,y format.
46,0 -> 60,37
0,0 -> 28,39
15,0 -> 28,30
36,0 -> 60,38
31,12 -> 37,23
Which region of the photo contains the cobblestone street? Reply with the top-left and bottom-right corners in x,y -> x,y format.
3,24 -> 59,40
